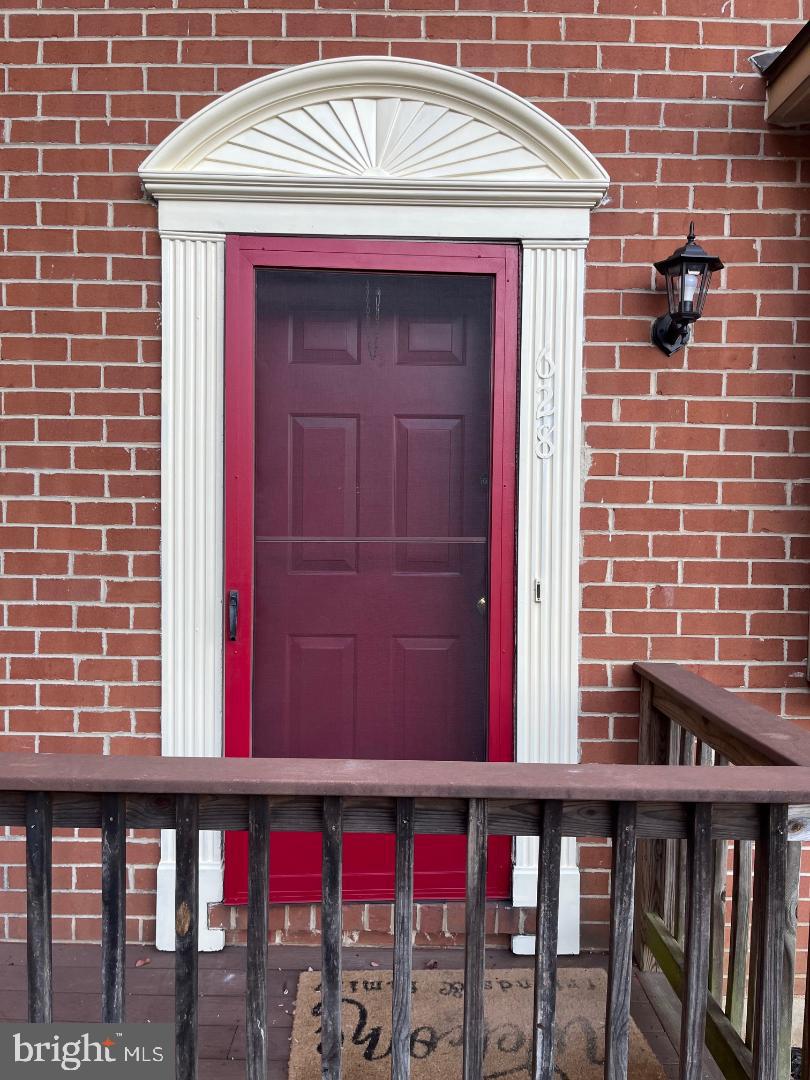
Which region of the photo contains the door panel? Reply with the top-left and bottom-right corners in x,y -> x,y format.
224,238 -> 519,905
394,416 -> 464,574
289,415 -> 358,573
287,635 -> 356,759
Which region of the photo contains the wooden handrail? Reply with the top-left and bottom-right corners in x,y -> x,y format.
3,750 -> 810,801
634,661 -> 810,766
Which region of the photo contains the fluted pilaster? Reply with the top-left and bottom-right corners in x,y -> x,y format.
513,242 -> 587,955
156,233 -> 226,951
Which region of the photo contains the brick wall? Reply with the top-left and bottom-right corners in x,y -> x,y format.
0,1 -> 809,961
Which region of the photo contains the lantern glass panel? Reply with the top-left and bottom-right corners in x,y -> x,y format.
695,267 -> 712,316
668,261 -> 710,321
682,269 -> 701,305
665,267 -> 678,313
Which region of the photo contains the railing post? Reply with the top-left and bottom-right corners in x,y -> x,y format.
26,790 -> 53,1024
752,804 -> 788,1080
463,798 -> 488,1080
780,840 -> 800,1080
321,795 -> 343,1080
246,795 -> 270,1080
101,793 -> 126,1023
175,793 -> 199,1080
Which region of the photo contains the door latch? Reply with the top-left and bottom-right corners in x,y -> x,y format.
227,589 -> 239,641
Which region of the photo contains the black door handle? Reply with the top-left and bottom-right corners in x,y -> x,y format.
227,589 -> 239,641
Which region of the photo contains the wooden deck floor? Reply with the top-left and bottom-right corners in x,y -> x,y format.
0,943 -> 694,1078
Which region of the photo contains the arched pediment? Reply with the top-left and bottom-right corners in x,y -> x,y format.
140,57 -> 608,207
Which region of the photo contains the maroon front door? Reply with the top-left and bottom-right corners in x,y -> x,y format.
224,238 -> 518,904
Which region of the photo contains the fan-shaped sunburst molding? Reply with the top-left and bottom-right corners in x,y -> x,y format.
140,57 -> 608,207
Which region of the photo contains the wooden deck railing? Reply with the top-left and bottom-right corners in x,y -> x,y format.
2,748 -> 810,1080
635,661 -> 810,1080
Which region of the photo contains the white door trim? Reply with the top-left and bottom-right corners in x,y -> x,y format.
140,57 -> 608,952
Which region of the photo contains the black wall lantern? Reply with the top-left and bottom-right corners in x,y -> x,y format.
651,223 -> 724,356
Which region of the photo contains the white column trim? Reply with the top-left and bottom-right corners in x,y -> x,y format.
156,233 -> 226,951
512,242 -> 586,955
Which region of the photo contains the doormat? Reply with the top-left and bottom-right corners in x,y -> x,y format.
288,968 -> 666,1079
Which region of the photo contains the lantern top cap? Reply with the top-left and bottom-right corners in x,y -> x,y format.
654,221 -> 724,276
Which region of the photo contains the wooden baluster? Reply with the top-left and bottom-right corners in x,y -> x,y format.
246,795 -> 270,1080
663,720 -> 680,935
707,753 -> 727,1005
392,798 -> 415,1080
707,750 -> 726,1005
725,839 -> 752,1033
531,800 -> 563,1080
746,843 -> 762,1050
680,730 -> 696,764
634,677 -> 672,971
780,841 -> 800,1080
26,790 -> 53,1024
708,841 -> 727,1003
802,955 -> 810,1080
175,794 -> 199,1080
462,799 -> 488,1080
101,793 -> 126,1023
675,731 -> 696,946
752,804 -> 788,1080
321,796 -> 343,1080
605,802 -> 637,1080
463,798 -> 488,1080
679,802 -> 712,1080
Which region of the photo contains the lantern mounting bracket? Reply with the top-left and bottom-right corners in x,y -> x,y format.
651,311 -> 692,356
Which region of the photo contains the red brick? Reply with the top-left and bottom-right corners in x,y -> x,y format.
9,710 -> 75,734
687,455 -> 752,479
353,14 -> 418,38
285,13 -> 350,37
565,16 -> 630,41
38,734 -> 105,753
422,14 -> 490,39
650,586 -> 716,610
650,637 -> 716,661
9,604 -> 74,629
618,453 -> 683,477
10,13 -> 75,37
145,12 -> 213,36
10,658 -> 75,681
6,500 -> 72,525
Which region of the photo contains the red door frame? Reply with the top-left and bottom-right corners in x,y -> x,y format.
223,236 -> 519,903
